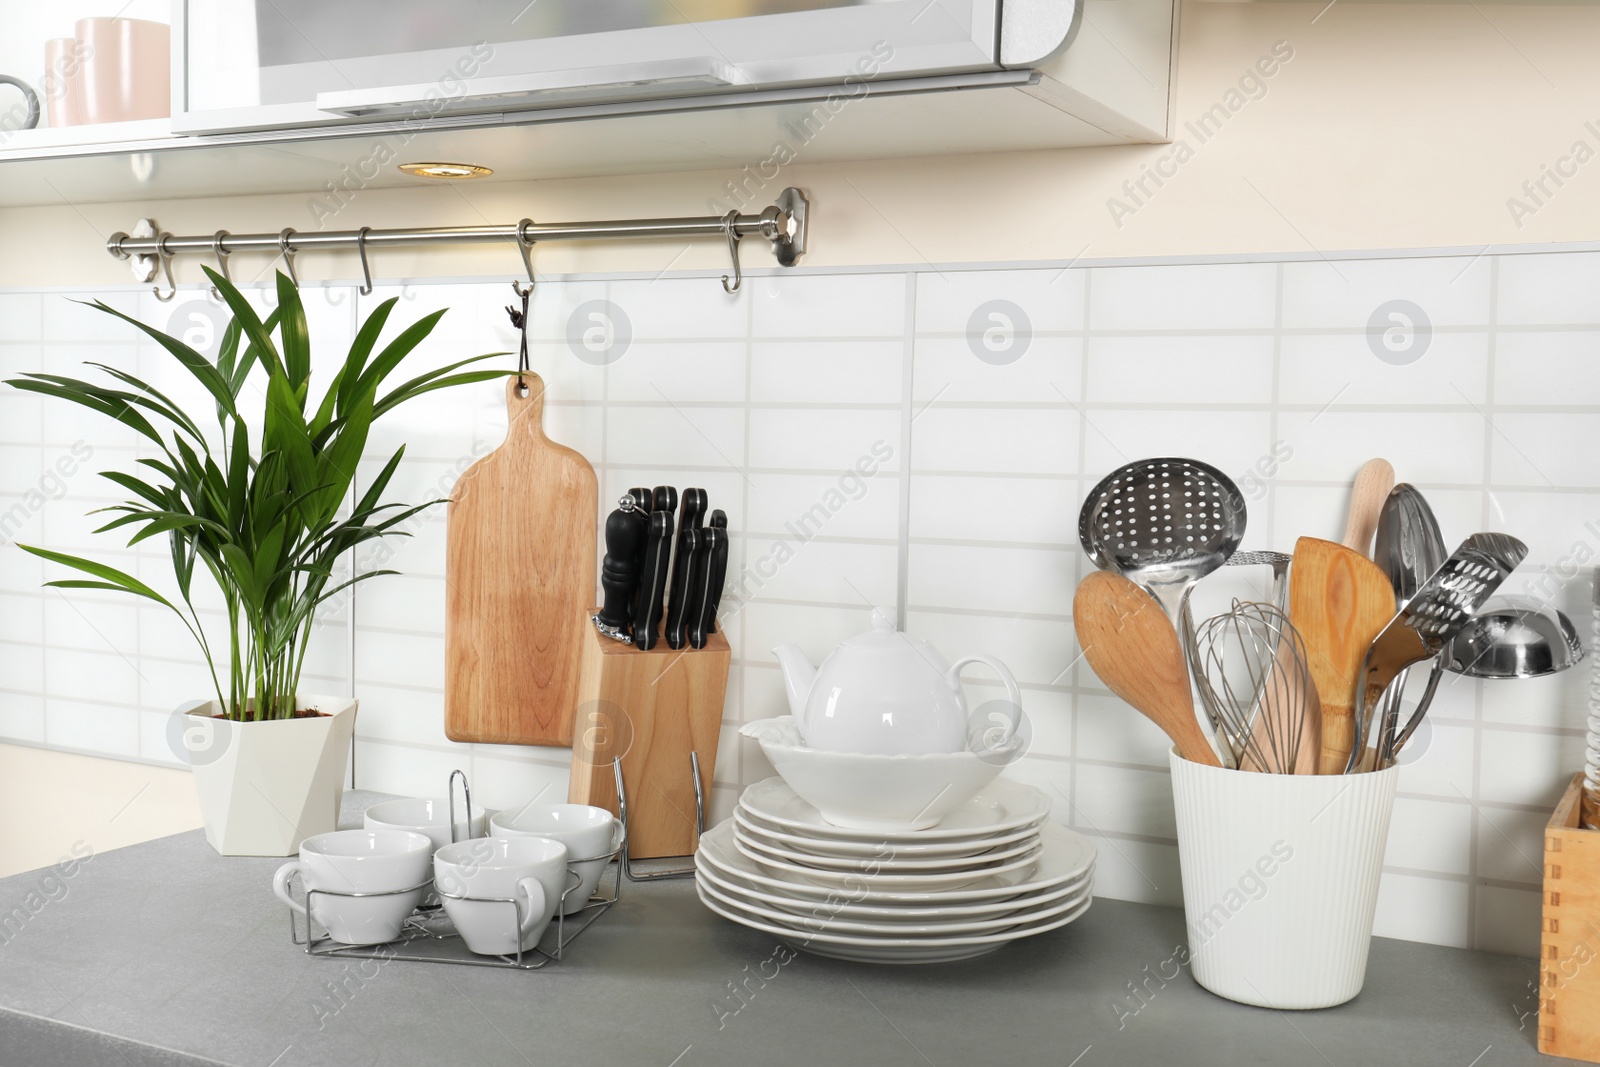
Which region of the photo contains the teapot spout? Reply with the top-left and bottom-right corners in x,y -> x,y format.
770,644 -> 816,721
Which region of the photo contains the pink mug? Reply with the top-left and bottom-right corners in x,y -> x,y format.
75,17 -> 170,124
42,38 -> 86,128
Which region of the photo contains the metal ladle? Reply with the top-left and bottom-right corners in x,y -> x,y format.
1077,457 -> 1248,626
1443,594 -> 1585,679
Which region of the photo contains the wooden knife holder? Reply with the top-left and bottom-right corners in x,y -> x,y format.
566,616 -> 730,860
1540,773 -> 1600,1063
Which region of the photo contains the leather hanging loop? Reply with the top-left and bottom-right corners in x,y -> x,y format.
505,283 -> 532,391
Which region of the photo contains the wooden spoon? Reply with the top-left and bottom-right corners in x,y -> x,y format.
1287,537 -> 1395,774
1341,458 -> 1395,558
1074,571 -> 1221,767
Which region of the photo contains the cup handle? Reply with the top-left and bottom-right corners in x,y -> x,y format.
515,876 -> 547,940
947,654 -> 1023,747
607,819 -> 627,857
271,861 -> 308,918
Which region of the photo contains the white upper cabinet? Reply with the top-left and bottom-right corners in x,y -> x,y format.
0,0 -> 1176,206
178,0 -> 1005,133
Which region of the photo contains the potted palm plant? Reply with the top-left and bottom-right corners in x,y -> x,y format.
7,269 -> 506,856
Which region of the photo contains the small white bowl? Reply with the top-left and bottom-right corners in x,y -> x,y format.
739,717 -> 1023,831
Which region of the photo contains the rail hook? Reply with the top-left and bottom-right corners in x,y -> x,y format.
277,227 -> 300,287
511,218 -> 536,298
355,226 -> 374,296
720,210 -> 743,294
208,230 -> 232,302
152,232 -> 177,302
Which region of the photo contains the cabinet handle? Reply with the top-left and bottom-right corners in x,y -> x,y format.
316,57 -> 742,117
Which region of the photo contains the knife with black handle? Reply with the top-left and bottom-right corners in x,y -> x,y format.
663,488 -> 707,649
627,487 -> 652,511
593,496 -> 647,642
631,509 -> 674,651
694,527 -> 732,652
705,510 -> 727,635
652,485 -> 677,514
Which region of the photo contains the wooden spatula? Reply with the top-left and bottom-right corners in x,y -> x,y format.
1074,571 -> 1220,767
1287,536 -> 1395,774
445,375 -> 598,747
1342,458 -> 1395,557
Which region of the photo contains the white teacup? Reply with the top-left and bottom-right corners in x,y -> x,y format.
364,797 -> 489,905
435,837 -> 569,957
490,803 -> 623,915
271,829 -> 431,945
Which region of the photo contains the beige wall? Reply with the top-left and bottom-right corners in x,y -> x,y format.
3,1 -> 1598,292
0,744 -> 201,877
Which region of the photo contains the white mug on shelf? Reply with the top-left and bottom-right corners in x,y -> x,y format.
271,829 -> 432,946
434,836 -> 569,956
490,803 -> 623,915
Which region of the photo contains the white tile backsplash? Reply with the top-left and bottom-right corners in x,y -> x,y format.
750,340 -> 902,405
2,246 -> 1595,958
1495,251 -> 1600,326
1087,333 -> 1276,406
912,406 -> 1078,475
1277,331 -> 1490,406
607,341 -> 749,403
1487,413 -> 1600,488
913,268 -> 1086,335
910,335 -> 1083,405
1280,256 -> 1492,329
1492,329 -> 1600,405
1089,262 -> 1278,331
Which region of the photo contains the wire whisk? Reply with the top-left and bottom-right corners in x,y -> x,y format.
1190,600 -> 1320,775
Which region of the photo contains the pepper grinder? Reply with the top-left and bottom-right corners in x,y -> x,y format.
593,496 -> 648,642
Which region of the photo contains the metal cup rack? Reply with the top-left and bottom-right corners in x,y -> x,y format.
285,771 -> 625,971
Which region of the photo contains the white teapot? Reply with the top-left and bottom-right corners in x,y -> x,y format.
770,609 -> 1022,756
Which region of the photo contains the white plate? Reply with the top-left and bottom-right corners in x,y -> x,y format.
698,865 -> 1091,935
739,777 -> 1051,843
733,821 -> 1042,872
734,830 -> 1043,892
698,871 -> 1089,937
695,881 -> 1093,963
697,820 -> 1095,904
734,807 -> 1043,860
697,848 -> 1094,922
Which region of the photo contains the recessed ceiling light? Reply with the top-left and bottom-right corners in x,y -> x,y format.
398,162 -> 493,179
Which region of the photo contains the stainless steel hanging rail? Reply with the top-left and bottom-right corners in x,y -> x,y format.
107,187 -> 809,300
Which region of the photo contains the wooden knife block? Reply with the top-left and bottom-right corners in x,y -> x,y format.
566,617 -> 730,860
1540,773 -> 1600,1063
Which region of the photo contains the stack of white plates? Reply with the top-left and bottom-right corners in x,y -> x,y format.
695,778 -> 1096,963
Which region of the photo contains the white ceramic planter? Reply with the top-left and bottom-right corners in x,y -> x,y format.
181,695 -> 358,857
1169,749 -> 1399,1010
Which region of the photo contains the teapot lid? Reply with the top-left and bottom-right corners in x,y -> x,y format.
839,609 -> 950,673
838,608 -> 902,649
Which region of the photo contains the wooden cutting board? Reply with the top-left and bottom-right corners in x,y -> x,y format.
1287,536 -> 1395,774
445,375 -> 597,746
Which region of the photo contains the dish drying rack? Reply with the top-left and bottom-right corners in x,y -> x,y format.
286,771 -> 625,971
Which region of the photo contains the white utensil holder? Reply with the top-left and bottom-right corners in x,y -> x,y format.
1169,749 -> 1399,1009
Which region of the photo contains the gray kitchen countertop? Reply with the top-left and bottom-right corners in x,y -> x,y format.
0,792 -> 1573,1067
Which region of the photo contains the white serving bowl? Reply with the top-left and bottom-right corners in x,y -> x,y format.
739,716 -> 1023,831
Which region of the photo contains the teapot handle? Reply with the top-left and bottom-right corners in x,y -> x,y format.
946,655 -> 1023,748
